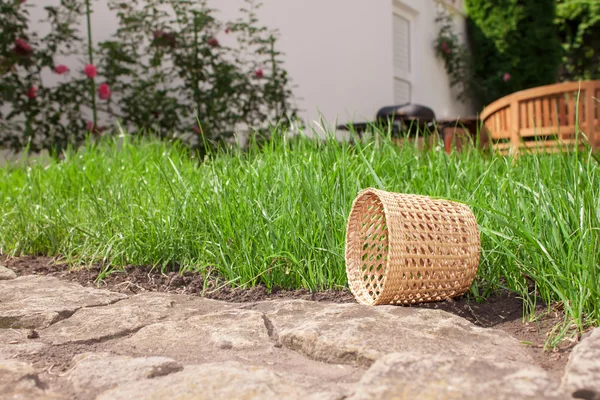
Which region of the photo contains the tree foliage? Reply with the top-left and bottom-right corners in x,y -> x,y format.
556,0 -> 600,81
463,0 -> 562,106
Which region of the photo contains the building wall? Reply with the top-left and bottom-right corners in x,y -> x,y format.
19,0 -> 473,135
222,0 -> 474,130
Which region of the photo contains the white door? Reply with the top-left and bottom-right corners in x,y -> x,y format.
392,6 -> 413,104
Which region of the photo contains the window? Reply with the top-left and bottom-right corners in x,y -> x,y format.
393,77 -> 411,105
392,8 -> 412,104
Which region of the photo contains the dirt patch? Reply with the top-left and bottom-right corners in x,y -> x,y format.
1,255 -> 575,376
1,255 -> 354,303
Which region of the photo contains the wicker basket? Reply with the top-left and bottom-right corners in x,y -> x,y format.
345,188 -> 480,306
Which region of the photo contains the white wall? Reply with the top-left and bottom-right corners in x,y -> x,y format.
249,1 -> 396,129
21,0 -> 473,134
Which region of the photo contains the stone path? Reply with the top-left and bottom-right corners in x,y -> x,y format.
1,269 -> 599,399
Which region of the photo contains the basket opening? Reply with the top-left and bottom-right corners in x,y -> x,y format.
346,191 -> 390,305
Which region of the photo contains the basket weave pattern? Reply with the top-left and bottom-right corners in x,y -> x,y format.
345,188 -> 480,306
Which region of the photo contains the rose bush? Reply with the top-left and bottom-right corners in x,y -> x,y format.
433,6 -> 476,103
0,0 -> 296,155
0,0 -> 92,154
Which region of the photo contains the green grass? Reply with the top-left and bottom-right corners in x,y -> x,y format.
0,129 -> 599,340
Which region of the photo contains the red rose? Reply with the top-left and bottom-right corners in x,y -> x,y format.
54,64 -> 69,74
98,83 -> 111,100
255,68 -> 264,79
86,121 -> 105,135
208,37 -> 219,47
441,41 -> 450,54
26,85 -> 37,99
84,64 -> 97,79
14,38 -> 33,56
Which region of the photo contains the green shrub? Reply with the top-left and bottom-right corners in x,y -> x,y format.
465,0 -> 562,106
0,0 -> 91,155
434,6 -> 475,103
0,0 -> 295,155
556,0 -> 600,81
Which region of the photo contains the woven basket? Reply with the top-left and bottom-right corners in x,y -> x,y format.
345,188 -> 480,306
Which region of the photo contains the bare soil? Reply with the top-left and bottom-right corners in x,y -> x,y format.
1,255 -> 576,377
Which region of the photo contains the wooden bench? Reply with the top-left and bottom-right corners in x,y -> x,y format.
480,81 -> 600,155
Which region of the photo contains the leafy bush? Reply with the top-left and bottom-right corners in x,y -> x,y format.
464,0 -> 562,106
0,0 -> 91,154
556,0 -> 600,81
0,0 -> 295,155
99,0 -> 295,152
434,6 -> 475,103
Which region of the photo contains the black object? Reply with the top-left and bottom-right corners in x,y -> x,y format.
337,103 -> 436,137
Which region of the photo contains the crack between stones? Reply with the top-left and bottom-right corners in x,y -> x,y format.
261,314 -> 281,347
1,295 -> 128,330
145,362 -> 185,379
20,373 -> 49,390
277,332 -> 376,368
51,324 -> 149,346
42,296 -> 129,330
83,295 -> 129,308
237,303 -> 259,310
259,313 -> 373,370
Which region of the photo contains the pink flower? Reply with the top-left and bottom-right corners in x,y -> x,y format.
503,73 -> 511,82
84,64 -> 97,79
26,85 -> 37,99
207,37 -> 219,48
54,64 -> 69,74
98,83 -> 111,100
14,38 -> 32,56
441,41 -> 451,54
255,68 -> 264,79
225,28 -> 230,34
86,121 -> 105,135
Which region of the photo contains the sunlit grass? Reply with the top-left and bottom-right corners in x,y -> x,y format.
0,129 -> 598,340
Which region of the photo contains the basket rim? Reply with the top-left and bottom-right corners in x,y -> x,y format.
345,188 -> 393,306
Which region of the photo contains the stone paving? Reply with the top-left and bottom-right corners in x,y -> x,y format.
1,268 -> 599,399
